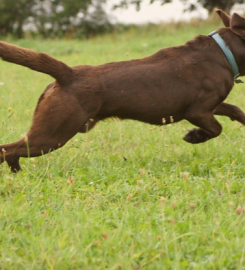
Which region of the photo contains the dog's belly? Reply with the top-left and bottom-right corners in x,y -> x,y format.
112,105 -> 185,125
98,81 -> 192,125
98,86 -> 188,125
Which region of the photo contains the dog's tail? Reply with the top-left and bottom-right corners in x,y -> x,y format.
0,41 -> 73,85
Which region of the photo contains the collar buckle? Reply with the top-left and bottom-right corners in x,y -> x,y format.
234,73 -> 244,84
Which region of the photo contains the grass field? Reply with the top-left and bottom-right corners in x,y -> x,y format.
1,20 -> 245,269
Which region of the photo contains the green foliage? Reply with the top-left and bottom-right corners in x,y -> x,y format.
0,0 -> 112,38
0,0 -> 34,38
1,21 -> 245,268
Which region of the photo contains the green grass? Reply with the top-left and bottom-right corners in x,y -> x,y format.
1,21 -> 245,269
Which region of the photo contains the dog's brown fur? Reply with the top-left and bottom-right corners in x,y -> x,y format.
1,9 -> 245,172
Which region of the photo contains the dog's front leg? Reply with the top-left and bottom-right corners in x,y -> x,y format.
184,112 -> 222,144
214,102 -> 245,125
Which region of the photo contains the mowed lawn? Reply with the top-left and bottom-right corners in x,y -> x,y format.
1,21 -> 245,269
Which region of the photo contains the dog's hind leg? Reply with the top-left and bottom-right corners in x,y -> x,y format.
214,102 -> 245,125
184,112 -> 222,144
0,114 -> 87,172
0,91 -> 99,172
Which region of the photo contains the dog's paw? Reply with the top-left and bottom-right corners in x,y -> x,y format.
183,129 -> 209,144
6,157 -> 21,173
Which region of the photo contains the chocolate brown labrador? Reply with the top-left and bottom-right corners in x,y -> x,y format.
1,9 -> 245,172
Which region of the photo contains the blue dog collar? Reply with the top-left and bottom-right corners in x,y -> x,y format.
209,30 -> 243,84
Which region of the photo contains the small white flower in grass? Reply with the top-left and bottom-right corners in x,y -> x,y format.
0,82 -> 5,86
89,182 -> 94,185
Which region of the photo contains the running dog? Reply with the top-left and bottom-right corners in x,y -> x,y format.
1,9 -> 245,172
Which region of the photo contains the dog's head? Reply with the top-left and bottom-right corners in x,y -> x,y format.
217,9 -> 245,76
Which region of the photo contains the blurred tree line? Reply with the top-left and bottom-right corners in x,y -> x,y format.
0,0 -> 112,38
0,0 -> 244,39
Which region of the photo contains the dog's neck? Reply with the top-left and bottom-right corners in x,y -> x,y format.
209,30 -> 243,84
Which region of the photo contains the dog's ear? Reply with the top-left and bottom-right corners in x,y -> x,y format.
216,9 -> 231,27
231,12 -> 245,39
